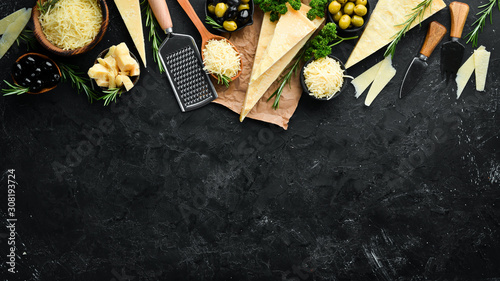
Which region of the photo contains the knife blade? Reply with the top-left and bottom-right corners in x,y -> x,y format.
400,21 -> 447,98
441,2 -> 469,82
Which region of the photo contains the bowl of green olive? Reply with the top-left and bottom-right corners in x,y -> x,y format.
327,0 -> 370,34
205,0 -> 254,33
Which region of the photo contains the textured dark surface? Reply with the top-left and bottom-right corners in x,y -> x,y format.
0,0 -> 499,280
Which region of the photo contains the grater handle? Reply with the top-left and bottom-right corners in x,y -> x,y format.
177,0 -> 212,40
148,0 -> 173,32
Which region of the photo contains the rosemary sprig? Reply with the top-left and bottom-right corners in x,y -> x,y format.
215,73 -> 231,88
1,80 -> 29,96
99,88 -> 122,106
267,53 -> 303,109
141,0 -> 166,73
466,0 -> 499,48
59,63 -> 99,102
205,16 -> 223,29
37,0 -> 59,14
384,0 -> 434,58
16,29 -> 37,51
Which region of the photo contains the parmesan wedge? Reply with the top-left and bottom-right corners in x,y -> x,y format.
351,59 -> 384,99
250,12 -> 278,80
114,0 -> 147,67
0,8 -> 31,59
0,8 -> 26,35
364,56 -> 396,106
455,51 -> 476,99
474,46 -> 490,92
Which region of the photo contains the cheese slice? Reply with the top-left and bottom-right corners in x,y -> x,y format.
364,56 -> 396,106
250,12 -> 277,80
345,0 -> 446,69
351,59 -> 384,99
240,6 -> 324,121
0,8 -> 26,35
474,46 -> 490,92
114,0 -> 146,67
250,3 -> 317,83
455,51 -> 475,99
0,8 -> 31,59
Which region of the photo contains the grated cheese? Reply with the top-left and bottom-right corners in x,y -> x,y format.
203,39 -> 241,79
39,0 -> 102,50
303,57 -> 345,99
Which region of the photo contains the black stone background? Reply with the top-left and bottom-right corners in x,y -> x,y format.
1,0 -> 499,280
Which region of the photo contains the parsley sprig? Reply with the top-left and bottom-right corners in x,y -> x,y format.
59,63 -> 99,102
466,0 -> 499,47
1,80 -> 30,96
307,0 -> 328,20
141,0 -> 166,73
255,0 -> 302,22
384,0 -> 434,58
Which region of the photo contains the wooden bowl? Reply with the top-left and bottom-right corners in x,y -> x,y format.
32,0 -> 109,56
12,52 -> 61,94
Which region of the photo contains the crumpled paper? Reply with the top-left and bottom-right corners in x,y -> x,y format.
212,9 -> 304,130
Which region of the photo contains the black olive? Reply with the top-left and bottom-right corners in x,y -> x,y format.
227,0 -> 240,7
41,61 -> 54,72
225,6 -> 238,20
34,68 -> 42,77
12,63 -> 23,79
24,56 -> 36,66
215,16 -> 224,25
19,77 -> 31,87
237,9 -> 250,23
31,80 -> 43,92
49,73 -> 60,86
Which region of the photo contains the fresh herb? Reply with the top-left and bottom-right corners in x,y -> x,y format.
37,0 -> 59,14
205,16 -> 223,29
268,23 -> 357,109
466,0 -> 499,48
99,88 -> 122,106
254,0 -> 302,22
59,63 -> 99,102
141,0 -> 166,73
307,0 -> 328,20
15,29 -> 37,51
1,80 -> 29,96
215,73 -> 231,88
384,0 -> 434,58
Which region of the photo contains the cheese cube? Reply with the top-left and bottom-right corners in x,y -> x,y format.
88,64 -> 110,81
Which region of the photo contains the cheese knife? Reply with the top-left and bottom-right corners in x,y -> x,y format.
400,21 -> 447,98
441,2 -> 469,83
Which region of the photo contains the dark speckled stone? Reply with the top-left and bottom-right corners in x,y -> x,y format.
0,0 -> 499,280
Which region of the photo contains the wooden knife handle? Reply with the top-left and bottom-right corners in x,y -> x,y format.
420,21 -> 447,58
177,0 -> 212,41
148,0 -> 173,31
449,1 -> 469,39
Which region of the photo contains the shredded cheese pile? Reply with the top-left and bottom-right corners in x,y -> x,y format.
39,0 -> 102,50
203,39 -> 241,78
304,57 -> 345,99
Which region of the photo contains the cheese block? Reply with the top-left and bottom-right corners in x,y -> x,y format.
474,46 -> 490,92
455,51 -> 475,99
240,6 -> 324,121
351,59 -> 384,98
365,56 -> 396,106
0,8 -> 26,35
250,12 -> 278,80
345,0 -> 446,69
114,0 -> 146,67
250,3 -> 317,83
0,8 -> 31,59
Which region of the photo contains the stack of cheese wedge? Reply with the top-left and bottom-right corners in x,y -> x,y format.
456,46 -> 491,99
239,4 -> 324,121
0,8 -> 32,59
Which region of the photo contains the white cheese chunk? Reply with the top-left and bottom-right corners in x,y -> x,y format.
364,56 -> 396,106
351,59 -> 384,99
474,46 -> 490,92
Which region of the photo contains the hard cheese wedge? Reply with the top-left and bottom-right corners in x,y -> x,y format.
250,12 -> 277,80
474,46 -> 490,92
0,8 -> 31,59
0,8 -> 27,35
345,0 -> 446,69
455,51 -> 476,99
364,56 -> 396,106
240,5 -> 324,121
250,3 -> 317,83
114,0 -> 146,67
351,59 -> 384,99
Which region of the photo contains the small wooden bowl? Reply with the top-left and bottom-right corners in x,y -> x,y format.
12,52 -> 61,94
32,0 -> 109,56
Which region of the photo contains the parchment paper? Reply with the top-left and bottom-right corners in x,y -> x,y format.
212,9 -> 303,130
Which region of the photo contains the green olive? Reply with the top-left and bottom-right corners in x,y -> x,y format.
238,4 -> 250,11
241,0 -> 250,3
215,3 -> 228,18
348,0 -> 356,2
343,2 -> 355,15
355,0 -> 367,5
223,20 -> 238,31
337,0 -> 347,4
354,4 -> 367,16
332,10 -> 343,22
328,1 -> 341,14
207,4 -> 216,14
338,14 -> 351,29
351,15 -> 364,27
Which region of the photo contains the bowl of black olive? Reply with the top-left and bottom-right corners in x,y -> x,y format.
11,53 -> 61,94
205,0 -> 254,32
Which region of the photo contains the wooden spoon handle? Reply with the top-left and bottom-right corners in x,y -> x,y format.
420,21 -> 447,58
449,1 -> 469,39
177,0 -> 212,40
148,0 -> 173,31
